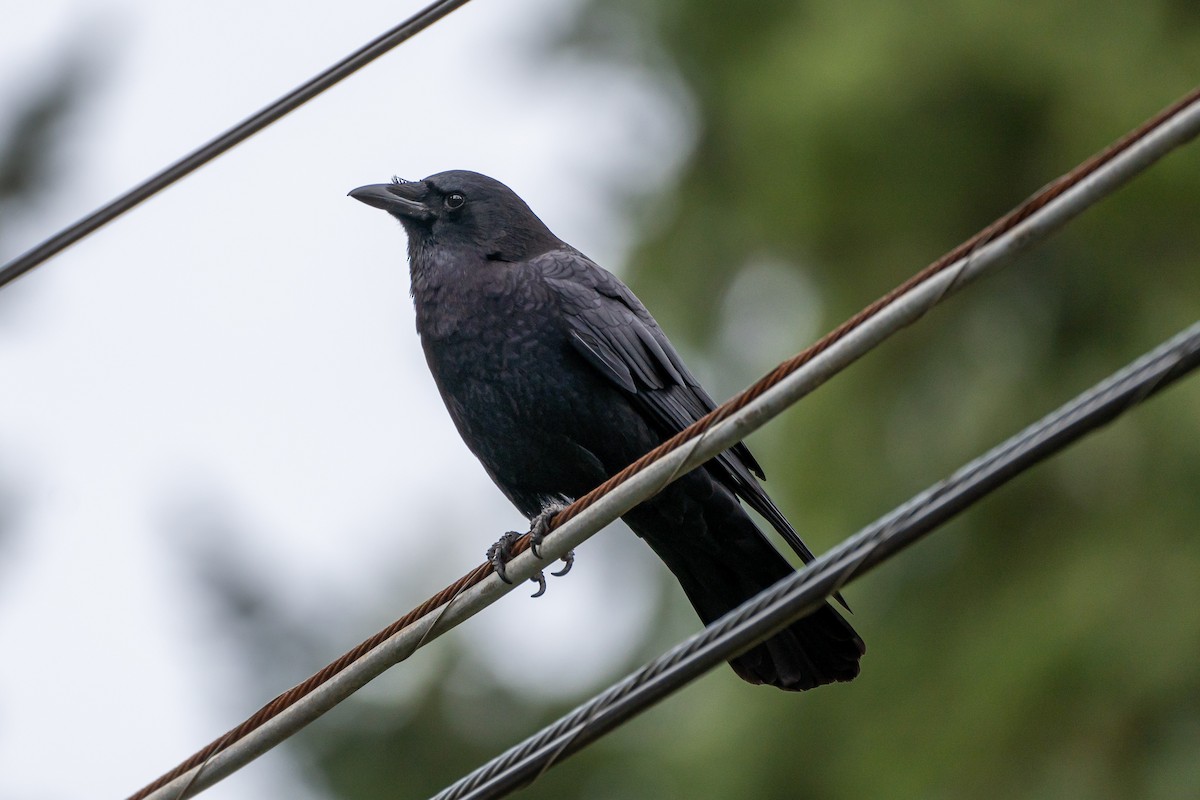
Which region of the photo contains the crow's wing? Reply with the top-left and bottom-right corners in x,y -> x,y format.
536,249 -> 818,564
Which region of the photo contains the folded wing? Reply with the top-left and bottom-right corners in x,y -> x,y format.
538,249 -> 819,565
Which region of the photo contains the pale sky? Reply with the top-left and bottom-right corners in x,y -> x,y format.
0,2 -> 694,797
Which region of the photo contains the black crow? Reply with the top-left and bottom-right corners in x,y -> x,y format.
350,170 -> 863,690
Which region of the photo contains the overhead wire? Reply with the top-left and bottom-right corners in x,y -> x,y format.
0,0 -> 475,289
128,84 -> 1200,800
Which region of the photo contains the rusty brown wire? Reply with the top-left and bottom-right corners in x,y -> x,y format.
126,563 -> 491,800
126,84 -> 1200,800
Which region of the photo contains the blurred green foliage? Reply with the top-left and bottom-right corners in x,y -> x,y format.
302,2 -> 1200,798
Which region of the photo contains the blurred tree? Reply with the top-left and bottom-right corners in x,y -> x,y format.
207,3 -> 1200,798
0,46 -> 97,564
544,2 -> 1200,799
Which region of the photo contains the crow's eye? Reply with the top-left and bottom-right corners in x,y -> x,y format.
445,193 -> 466,210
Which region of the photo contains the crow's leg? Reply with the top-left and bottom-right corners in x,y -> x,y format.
529,499 -> 575,577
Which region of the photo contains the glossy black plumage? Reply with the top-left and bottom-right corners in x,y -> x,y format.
350,170 -> 864,690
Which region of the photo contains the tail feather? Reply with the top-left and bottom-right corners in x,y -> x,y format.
727,603 -> 864,690
672,550 -> 864,691
624,469 -> 865,691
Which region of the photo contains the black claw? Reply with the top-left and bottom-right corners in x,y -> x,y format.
551,550 -> 575,577
487,531 -> 522,584
529,571 -> 547,598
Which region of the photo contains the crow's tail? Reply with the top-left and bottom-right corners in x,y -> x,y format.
624,470 -> 864,691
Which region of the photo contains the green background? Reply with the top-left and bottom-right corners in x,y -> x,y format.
6,2 -> 1199,798
314,3 -> 1200,797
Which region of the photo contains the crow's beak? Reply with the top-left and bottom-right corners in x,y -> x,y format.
348,181 -> 434,221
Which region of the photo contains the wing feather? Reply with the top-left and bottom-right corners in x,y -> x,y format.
540,250 -> 819,565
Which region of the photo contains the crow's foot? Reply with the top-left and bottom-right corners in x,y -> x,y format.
529,500 -> 575,577
486,531 -> 521,584
487,531 -> 548,598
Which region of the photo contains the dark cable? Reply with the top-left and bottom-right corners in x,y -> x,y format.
0,0 -> 474,289
433,321 -> 1200,800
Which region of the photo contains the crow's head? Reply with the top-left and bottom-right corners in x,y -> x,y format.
349,170 -> 561,262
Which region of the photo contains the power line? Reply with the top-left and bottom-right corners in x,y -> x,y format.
128,85 -> 1200,800
0,0 -> 475,290
433,320 -> 1200,800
